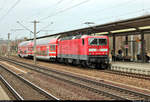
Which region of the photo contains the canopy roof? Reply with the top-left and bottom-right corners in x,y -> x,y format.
28,15 -> 150,40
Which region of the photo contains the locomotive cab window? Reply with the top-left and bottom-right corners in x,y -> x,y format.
89,38 -> 107,45
98,39 -> 107,45
82,39 -> 84,45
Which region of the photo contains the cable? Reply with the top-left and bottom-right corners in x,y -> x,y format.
17,21 -> 33,34
56,0 -> 65,5
36,22 -> 54,34
22,0 -> 66,22
96,0 -> 137,13
95,7 -> 150,24
0,0 -> 21,23
0,0 -> 8,12
40,0 -> 91,21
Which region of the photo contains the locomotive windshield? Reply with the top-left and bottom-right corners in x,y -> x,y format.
88,38 -> 107,45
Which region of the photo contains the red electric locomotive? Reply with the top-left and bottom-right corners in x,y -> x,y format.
57,35 -> 110,68
18,35 -> 110,69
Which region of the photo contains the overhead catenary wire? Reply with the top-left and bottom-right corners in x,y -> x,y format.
36,22 -> 54,34
17,21 -> 33,34
40,0 -> 91,21
20,0 -> 137,34
56,0 -> 65,5
22,0 -> 90,36
22,0 -> 66,22
81,0 -> 138,21
96,0 -> 138,13
94,7 -> 150,25
0,0 -> 8,12
0,0 -> 21,23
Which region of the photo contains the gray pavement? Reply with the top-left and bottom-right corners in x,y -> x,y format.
111,61 -> 150,75
0,85 -> 10,100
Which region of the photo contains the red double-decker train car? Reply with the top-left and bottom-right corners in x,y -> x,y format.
18,35 -> 110,69
18,41 -> 33,58
36,36 -> 58,61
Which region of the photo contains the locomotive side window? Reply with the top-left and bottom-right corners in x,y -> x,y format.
82,39 -> 85,45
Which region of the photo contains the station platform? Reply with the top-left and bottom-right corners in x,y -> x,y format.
0,85 -> 10,100
111,61 -> 150,75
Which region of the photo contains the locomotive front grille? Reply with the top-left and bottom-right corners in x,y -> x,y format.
88,55 -> 109,63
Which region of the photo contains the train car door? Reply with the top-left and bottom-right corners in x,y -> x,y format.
47,45 -> 49,56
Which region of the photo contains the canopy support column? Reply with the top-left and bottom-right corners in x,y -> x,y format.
125,36 -> 128,56
113,35 -> 116,61
141,32 -> 145,63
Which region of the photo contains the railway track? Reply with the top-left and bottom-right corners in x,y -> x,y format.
0,64 -> 59,100
101,69 -> 150,80
0,75 -> 23,100
6,56 -> 150,81
10,56 -> 150,81
1,57 -> 150,100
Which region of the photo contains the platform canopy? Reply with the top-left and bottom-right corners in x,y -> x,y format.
28,15 -> 150,40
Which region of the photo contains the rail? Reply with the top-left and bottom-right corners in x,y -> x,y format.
0,64 -> 59,100
0,75 -> 24,100
1,57 -> 150,100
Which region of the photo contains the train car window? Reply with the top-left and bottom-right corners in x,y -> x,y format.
50,46 -> 53,51
60,38 -> 64,41
28,47 -> 33,50
50,45 -> 56,51
75,35 -> 82,39
53,45 -> 56,51
72,36 -> 76,39
82,39 -> 84,45
60,36 -> 74,41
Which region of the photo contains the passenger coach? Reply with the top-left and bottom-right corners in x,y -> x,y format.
36,36 -> 59,61
18,41 -> 33,58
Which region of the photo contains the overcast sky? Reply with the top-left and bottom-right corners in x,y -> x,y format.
0,0 -> 150,40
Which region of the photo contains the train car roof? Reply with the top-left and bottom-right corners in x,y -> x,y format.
18,41 -> 32,46
81,35 -> 108,39
27,41 -> 34,46
36,36 -> 58,45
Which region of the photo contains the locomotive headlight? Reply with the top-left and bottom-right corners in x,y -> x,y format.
89,49 -> 97,51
